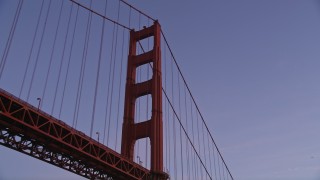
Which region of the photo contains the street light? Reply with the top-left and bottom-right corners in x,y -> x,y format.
137,156 -> 143,165
96,132 -> 100,143
36,98 -> 41,111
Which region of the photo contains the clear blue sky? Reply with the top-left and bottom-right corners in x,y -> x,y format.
1,0 -> 320,180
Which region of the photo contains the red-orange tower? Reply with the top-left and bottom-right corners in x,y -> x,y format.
121,21 -> 168,179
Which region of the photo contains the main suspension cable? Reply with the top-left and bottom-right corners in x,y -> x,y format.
69,0 -> 131,30
119,0 -> 155,22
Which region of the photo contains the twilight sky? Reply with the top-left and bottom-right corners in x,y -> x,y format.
133,1 -> 320,179
1,0 -> 320,180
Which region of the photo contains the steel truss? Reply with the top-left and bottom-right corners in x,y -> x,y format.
0,88 -> 150,180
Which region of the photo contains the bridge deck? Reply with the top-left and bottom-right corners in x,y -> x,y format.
0,88 -> 150,180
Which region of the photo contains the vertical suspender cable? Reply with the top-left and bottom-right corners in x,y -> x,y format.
171,55 -> 177,180
162,87 -> 213,180
52,2 -> 74,115
26,0 -> 52,102
19,0 -> 44,98
211,141 -> 218,180
184,84 -> 191,179
161,30 -> 234,180
163,41 -> 168,172
107,0 -> 120,146
190,100 -> 198,179
60,5 -> 79,119
0,0 -> 23,79
206,130 -> 214,179
217,146 -> 222,179
222,160 -> 226,180
73,0 -> 93,128
115,27 -> 125,151
78,0 -> 93,130
90,0 -> 108,143
103,22 -> 115,144
164,43 -> 171,175
178,74 -> 184,179
41,0 -> 64,109
196,105 -> 204,179
103,22 -> 115,145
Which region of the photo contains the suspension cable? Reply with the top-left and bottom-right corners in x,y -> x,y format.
26,0 -> 52,101
119,0 -> 155,22
178,74 -> 184,179
115,27 -> 126,151
90,0 -> 108,144
52,2 -> 74,115
69,0 -> 131,30
0,0 -> 24,79
59,5 -> 79,119
170,54 -> 177,180
138,29 -> 214,180
161,29 -> 234,180
184,83 -> 191,179
103,22 -> 115,145
8,0 -> 234,178
104,22 -> 115,145
107,0 -> 121,146
19,0 -> 45,98
163,85 -> 213,180
73,0 -> 93,128
41,0 -> 64,110
79,0 -> 93,132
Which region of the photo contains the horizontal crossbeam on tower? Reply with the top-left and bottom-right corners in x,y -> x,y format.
0,88 -> 150,180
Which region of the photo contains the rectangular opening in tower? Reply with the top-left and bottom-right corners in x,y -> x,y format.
135,62 -> 153,83
135,94 -> 152,123
136,36 -> 154,56
134,137 -> 151,170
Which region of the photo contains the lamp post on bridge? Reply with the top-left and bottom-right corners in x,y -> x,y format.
137,156 -> 143,166
36,98 -> 41,111
96,132 -> 100,143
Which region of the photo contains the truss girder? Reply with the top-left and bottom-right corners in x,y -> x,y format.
0,88 -> 150,180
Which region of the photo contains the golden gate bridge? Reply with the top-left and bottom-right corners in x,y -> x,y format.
0,0 -> 233,179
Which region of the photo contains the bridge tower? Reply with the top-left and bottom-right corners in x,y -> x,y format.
121,21 -> 168,179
